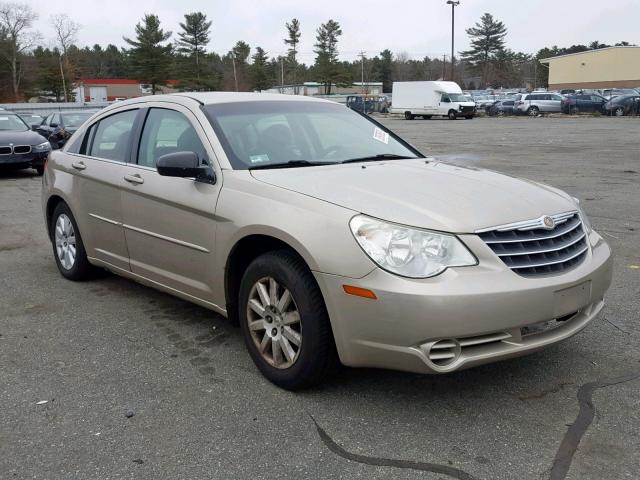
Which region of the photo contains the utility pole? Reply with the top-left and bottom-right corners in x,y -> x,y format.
281,57 -> 285,88
231,52 -> 238,92
442,54 -> 447,79
358,51 -> 366,113
446,1 -> 460,81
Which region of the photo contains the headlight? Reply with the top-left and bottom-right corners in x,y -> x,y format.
33,142 -> 51,153
349,215 -> 477,278
572,197 -> 592,233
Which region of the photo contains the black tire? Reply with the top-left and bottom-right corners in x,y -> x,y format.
422,115 -> 432,120
404,111 -> 415,120
448,110 -> 457,120
50,202 -> 95,280
239,250 -> 339,390
465,116 -> 473,120
615,107 -> 625,117
527,106 -> 539,116
35,165 -> 45,176
570,106 -> 579,115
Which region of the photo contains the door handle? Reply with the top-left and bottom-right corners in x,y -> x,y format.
71,161 -> 86,170
124,173 -> 144,185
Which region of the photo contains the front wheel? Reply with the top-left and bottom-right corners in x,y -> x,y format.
615,107 -> 625,117
404,111 -> 415,120
448,110 -> 457,120
239,250 -> 339,390
527,106 -> 540,116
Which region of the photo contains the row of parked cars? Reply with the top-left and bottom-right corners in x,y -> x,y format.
0,109 -> 95,175
479,89 -> 640,117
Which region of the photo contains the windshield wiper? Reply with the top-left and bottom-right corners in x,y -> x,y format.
340,153 -> 417,164
248,160 -> 334,170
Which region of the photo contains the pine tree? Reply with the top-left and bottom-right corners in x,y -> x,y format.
284,18 -> 300,84
250,47 -> 271,91
123,14 -> 173,94
460,13 -> 507,87
313,19 -> 342,94
176,12 -> 212,80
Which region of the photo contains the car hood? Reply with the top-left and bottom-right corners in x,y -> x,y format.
0,130 -> 47,145
250,159 -> 576,233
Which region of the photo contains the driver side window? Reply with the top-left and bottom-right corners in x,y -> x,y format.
442,95 -> 451,103
137,108 -> 207,169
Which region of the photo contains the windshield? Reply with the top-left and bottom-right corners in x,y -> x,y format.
61,113 -> 92,128
204,101 -> 419,169
0,114 -> 29,131
447,94 -> 468,103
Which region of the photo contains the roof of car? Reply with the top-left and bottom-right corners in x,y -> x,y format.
114,92 -> 335,108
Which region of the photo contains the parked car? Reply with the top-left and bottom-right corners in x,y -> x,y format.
603,94 -> 640,116
486,99 -> 515,116
514,92 -> 564,115
35,111 -> 95,149
0,112 -> 50,175
599,88 -> 638,101
42,93 -> 612,389
561,94 -> 607,114
16,112 -> 45,129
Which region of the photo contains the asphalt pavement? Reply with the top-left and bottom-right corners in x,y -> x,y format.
1,115 -> 639,480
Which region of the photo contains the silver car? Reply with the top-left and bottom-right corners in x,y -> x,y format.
514,92 -> 564,115
41,93 -> 612,389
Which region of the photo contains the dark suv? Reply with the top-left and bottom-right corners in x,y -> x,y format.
561,94 -> 607,114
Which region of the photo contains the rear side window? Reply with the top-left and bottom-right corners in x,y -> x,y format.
89,110 -> 138,162
137,108 -> 207,169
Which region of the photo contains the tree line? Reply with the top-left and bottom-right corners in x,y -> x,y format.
0,3 -> 635,102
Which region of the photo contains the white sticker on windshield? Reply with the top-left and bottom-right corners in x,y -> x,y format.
249,154 -> 270,164
373,127 -> 389,144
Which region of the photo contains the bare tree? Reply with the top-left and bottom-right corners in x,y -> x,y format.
51,14 -> 80,102
0,2 -> 40,101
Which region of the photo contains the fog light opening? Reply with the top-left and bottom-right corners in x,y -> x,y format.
426,339 -> 461,368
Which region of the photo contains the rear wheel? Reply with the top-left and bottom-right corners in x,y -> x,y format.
239,250 -> 339,390
527,106 -> 540,116
50,202 -> 95,280
615,107 -> 625,117
448,110 -> 457,120
570,106 -> 579,115
404,111 -> 415,120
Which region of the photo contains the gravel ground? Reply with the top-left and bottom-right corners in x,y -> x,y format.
1,116 -> 639,480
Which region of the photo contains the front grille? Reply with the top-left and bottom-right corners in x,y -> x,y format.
478,212 -> 588,277
0,146 -> 11,155
460,106 -> 474,113
13,145 -> 31,154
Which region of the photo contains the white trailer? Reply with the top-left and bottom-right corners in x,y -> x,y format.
390,81 -> 476,120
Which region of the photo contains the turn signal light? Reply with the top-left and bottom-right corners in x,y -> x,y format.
342,285 -> 377,299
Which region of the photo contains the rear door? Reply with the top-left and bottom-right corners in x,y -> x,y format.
68,108 -> 140,271
120,105 -> 221,301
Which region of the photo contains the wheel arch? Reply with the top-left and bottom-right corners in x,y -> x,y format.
45,194 -> 70,240
224,233 -> 318,324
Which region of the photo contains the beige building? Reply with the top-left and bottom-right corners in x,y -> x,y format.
540,46 -> 640,90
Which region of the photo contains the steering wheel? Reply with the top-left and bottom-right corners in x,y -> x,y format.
321,145 -> 347,160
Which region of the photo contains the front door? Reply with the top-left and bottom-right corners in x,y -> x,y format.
120,106 -> 220,302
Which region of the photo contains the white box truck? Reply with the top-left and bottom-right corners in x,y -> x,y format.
390,81 -> 476,120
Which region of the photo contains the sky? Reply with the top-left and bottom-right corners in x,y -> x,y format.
28,0 -> 640,62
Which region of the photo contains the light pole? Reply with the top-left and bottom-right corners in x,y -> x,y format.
446,1 -> 460,82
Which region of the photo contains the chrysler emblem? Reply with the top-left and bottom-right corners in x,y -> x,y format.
543,216 -> 555,229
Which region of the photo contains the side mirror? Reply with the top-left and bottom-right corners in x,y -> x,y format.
31,125 -> 38,131
157,151 -> 216,184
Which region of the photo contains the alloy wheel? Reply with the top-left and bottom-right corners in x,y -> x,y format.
55,214 -> 76,270
615,107 -> 624,117
246,276 -> 302,369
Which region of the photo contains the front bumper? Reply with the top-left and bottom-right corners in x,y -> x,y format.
314,230 -> 612,374
0,151 -> 48,168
